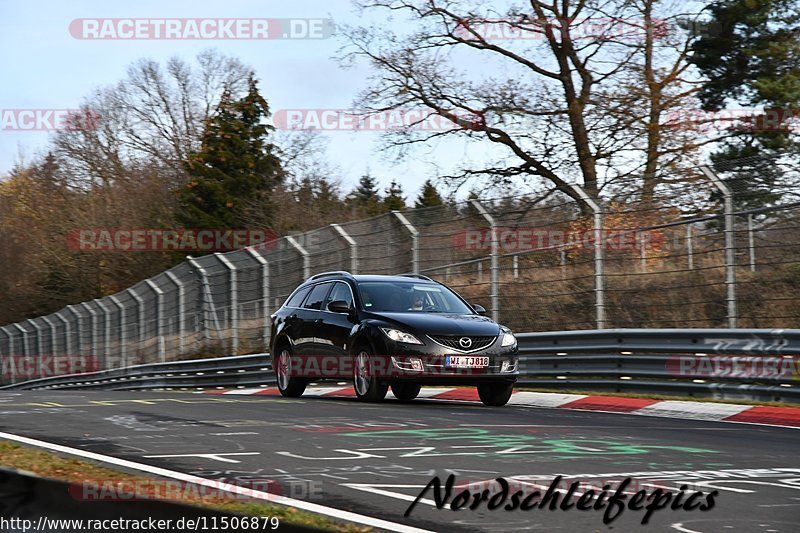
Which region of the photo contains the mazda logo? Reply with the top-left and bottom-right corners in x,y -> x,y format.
459,337 -> 472,348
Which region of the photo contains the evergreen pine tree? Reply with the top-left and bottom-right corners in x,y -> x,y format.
383,179 -> 406,211
178,75 -> 283,230
414,179 -> 444,208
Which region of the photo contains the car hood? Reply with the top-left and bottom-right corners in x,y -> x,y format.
376,312 -> 502,336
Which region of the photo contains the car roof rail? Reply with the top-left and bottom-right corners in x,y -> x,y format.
307,271 -> 354,282
397,273 -> 435,282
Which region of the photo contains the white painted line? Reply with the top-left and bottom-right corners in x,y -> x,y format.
635,401 -> 752,421
508,391 -> 588,408
305,387 -> 351,396
342,483 -> 434,506
414,388 -> 454,399
671,522 -> 705,533
223,388 -> 264,395
0,431 -> 434,533
142,452 -> 260,464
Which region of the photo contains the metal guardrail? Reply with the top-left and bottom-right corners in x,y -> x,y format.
515,329 -> 800,403
3,329 -> 799,402
0,354 -> 274,391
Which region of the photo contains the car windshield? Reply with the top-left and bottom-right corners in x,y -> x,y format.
357,281 -> 474,314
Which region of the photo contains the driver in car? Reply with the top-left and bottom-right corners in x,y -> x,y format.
409,292 -> 425,311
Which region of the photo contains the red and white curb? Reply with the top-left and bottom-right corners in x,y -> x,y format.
204,386 -> 800,429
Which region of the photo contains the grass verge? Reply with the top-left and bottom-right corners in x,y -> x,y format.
0,440 -> 369,532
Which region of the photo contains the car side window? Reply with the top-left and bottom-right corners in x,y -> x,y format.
303,282 -> 333,310
326,282 -> 353,309
284,286 -> 311,308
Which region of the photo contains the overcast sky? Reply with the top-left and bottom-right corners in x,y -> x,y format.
0,0 -> 487,199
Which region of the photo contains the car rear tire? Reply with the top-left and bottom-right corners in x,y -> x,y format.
275,346 -> 307,398
391,382 -> 421,402
477,382 -> 514,406
353,349 -> 388,402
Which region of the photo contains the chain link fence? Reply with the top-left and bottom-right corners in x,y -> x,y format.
1,159 -> 799,384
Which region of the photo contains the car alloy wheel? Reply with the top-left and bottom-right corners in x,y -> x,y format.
275,347 -> 306,397
353,349 -> 388,401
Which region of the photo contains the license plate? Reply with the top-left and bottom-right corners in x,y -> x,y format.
445,356 -> 489,368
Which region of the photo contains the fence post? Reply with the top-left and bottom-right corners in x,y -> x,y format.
392,211 -> 419,274
700,165 -> 737,328
187,257 -> 220,349
470,200 -> 499,322
145,280 -> 166,363
0,326 -> 8,357
11,322 -> 31,357
215,254 -> 238,354
41,316 -> 56,359
95,300 -> 112,364
286,236 -> 311,279
28,320 -> 44,379
638,232 -> 647,271
246,247 -> 270,350
570,184 -> 606,329
127,288 -> 146,360
66,305 -> 83,356
56,311 -> 72,359
165,271 -> 185,356
12,324 -> 29,382
80,302 -> 99,362
748,213 -> 756,272
513,255 -> 519,278
2,326 -> 16,384
686,223 -> 694,270
331,223 -> 358,274
109,295 -> 126,368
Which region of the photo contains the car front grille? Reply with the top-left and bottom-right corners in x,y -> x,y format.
428,335 -> 497,352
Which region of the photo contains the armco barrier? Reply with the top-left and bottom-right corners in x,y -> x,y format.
0,354 -> 274,391
2,329 -> 799,403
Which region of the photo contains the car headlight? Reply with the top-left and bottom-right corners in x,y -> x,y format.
501,329 -> 517,347
380,328 -> 423,345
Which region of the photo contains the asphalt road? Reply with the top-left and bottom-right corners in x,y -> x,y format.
0,389 -> 797,532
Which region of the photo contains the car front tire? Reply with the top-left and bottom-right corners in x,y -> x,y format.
477,382 -> 514,406
353,349 -> 388,402
391,382 -> 421,402
274,346 -> 307,398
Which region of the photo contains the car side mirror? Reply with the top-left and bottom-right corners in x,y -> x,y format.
472,304 -> 487,316
327,300 -> 352,314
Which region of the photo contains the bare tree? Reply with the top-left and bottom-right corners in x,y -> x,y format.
341,0 -> 711,211
54,49 -> 252,189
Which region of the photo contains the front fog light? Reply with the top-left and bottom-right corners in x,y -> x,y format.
501,360 -> 511,372
410,357 -> 423,371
